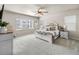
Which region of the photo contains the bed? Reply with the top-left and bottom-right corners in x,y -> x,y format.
35,23 -> 60,43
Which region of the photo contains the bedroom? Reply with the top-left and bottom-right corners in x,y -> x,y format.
0,4 -> 79,55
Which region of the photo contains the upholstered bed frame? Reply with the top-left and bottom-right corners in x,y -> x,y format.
35,23 -> 60,43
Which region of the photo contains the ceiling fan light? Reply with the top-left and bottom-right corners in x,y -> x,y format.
39,8 -> 47,12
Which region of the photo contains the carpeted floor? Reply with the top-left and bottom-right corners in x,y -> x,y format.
13,34 -> 79,55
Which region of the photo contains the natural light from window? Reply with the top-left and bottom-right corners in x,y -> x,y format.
16,18 -> 34,30
64,15 -> 76,31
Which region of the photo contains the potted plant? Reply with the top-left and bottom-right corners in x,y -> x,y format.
0,20 -> 9,33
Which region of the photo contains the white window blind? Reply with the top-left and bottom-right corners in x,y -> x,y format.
64,15 -> 76,31
16,18 -> 34,30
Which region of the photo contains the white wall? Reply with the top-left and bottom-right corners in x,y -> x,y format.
40,13 -> 64,26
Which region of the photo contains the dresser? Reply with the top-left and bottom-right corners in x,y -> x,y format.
0,32 -> 13,55
60,31 -> 69,39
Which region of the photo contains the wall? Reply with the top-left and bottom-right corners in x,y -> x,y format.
2,10 -> 39,37
40,13 -> 64,26
40,9 -> 79,40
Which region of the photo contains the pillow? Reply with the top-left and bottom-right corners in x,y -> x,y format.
50,26 -> 56,31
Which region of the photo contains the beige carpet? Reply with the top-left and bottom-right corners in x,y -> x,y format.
13,34 -> 79,55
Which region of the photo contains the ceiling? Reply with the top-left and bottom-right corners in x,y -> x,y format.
0,4 -> 79,17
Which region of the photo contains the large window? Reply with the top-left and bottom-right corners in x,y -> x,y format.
16,18 -> 34,30
64,15 -> 76,31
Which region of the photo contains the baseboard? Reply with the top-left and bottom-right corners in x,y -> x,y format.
69,37 -> 79,40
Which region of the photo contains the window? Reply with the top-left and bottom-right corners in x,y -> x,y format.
64,15 -> 76,31
16,18 -> 34,30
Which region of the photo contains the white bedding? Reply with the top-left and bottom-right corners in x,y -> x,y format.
36,30 -> 59,37
47,30 -> 59,36
35,30 -> 59,43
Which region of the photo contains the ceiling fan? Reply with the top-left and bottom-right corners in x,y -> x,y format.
35,7 -> 48,16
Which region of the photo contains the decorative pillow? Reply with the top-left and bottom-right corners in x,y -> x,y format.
50,26 -> 56,31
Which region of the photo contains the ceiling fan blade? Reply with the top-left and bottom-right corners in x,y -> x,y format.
38,8 -> 48,13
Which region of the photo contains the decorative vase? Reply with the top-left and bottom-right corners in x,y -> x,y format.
0,27 -> 7,33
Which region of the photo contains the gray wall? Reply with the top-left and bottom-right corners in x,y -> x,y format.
2,10 -> 39,37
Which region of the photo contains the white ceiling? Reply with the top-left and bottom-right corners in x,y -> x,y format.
0,4 -> 79,16
47,4 -> 79,13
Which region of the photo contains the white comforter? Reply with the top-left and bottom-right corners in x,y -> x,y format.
36,30 -> 59,36
35,30 -> 59,43
47,30 -> 59,36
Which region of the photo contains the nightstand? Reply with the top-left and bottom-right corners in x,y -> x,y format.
60,31 -> 69,39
